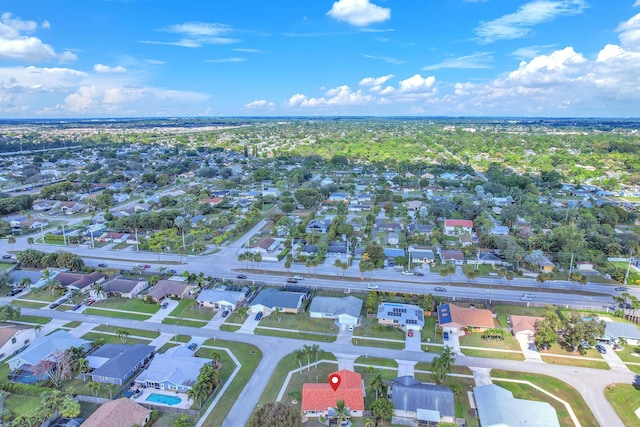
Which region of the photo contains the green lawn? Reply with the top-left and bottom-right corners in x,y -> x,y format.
83,308 -> 151,321
63,321 -> 82,328
495,380 -> 577,427
18,288 -> 62,302
539,355 -> 610,369
462,348 -> 525,360
354,356 -> 398,368
2,394 -> 42,418
539,344 -> 604,359
174,334 -> 191,343
92,297 -> 160,314
157,343 -> 178,353
220,324 -> 241,332
421,316 -> 442,344
168,299 -> 214,321
352,337 -> 405,349
491,370 -> 599,427
81,332 -> 152,345
18,315 -> 51,324
11,300 -> 49,309
93,325 -> 161,339
258,312 -> 339,334
605,384 -> 640,427
0,263 -> 14,270
254,328 -> 336,342
199,340 -> 262,427
162,317 -> 207,328
353,317 -> 405,340
224,311 -> 246,324
612,345 -> 640,363
459,332 -> 522,351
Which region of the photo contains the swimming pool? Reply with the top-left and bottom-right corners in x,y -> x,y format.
145,393 -> 182,406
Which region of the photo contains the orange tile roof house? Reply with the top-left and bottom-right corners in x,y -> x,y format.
80,397 -> 151,427
302,369 -> 365,419
437,303 -> 495,334
509,315 -> 544,340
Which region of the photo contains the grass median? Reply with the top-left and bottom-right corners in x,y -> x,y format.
254,328 -> 337,342
605,383 -> 640,427
83,308 -> 151,321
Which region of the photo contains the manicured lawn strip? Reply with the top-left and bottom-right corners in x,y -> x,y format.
168,299 -> 214,321
81,332 -> 151,345
19,289 -> 61,302
224,311 -> 245,324
491,370 -> 599,427
354,356 -> 398,368
200,340 -> 262,427
421,316 -> 442,344
12,300 -> 49,308
612,345 -> 640,363
495,380 -> 576,427
162,317 -> 207,328
254,328 -> 337,342
174,334 -> 191,343
353,317 -> 405,341
626,364 -> 640,373
540,345 -> 603,359
415,363 -> 473,376
493,304 -> 548,327
63,321 -> 82,328
540,355 -> 610,369
84,308 -> 150,321
352,337 -> 405,350
0,263 -> 14,270
219,324 -> 241,332
3,394 -> 42,417
258,312 -> 339,334
605,384 -> 640,427
18,315 -> 51,324
462,348 -> 525,360
459,332 -> 522,351
92,297 -> 160,314
93,325 -> 161,339
157,343 -> 178,353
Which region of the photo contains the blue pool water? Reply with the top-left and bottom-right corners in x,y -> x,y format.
145,393 -> 182,406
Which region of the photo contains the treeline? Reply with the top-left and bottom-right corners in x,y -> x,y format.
0,194 -> 35,216
17,249 -> 84,271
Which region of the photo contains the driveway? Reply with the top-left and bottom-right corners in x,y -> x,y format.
404,330 -> 422,352
443,327 -> 461,355
515,334 -> 543,362
599,343 -> 630,371
237,314 -> 261,334
206,310 -> 227,330
335,324 -> 353,345
147,299 -> 179,323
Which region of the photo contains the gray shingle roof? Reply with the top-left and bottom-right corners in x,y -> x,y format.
605,321 -> 640,340
391,376 -> 455,417
136,351 -> 210,388
309,296 -> 363,318
474,384 -> 560,427
8,330 -> 90,367
88,344 -> 154,381
250,288 -> 305,310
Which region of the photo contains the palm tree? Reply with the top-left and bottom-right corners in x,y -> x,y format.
19,277 -> 32,289
34,324 -> 42,337
334,400 -> 349,426
274,307 -> 282,322
94,283 -> 105,300
364,418 -> 375,427
87,381 -> 101,397
116,328 -> 130,344
293,348 -> 304,369
27,237 -> 34,247
174,216 -> 188,252
76,357 -> 89,382
210,350 -> 222,366
369,372 -> 385,399
310,344 -> 320,366
237,307 -> 249,318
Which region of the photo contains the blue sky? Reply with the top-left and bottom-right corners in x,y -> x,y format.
1,0 -> 640,117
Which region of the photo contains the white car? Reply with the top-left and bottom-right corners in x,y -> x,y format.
401,270 -> 414,276
293,275 -> 304,281
521,296 -> 533,301
367,283 -> 379,290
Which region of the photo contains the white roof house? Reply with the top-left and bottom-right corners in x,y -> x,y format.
135,346 -> 211,393
309,296 -> 363,326
197,287 -> 248,311
474,384 -> 560,427
7,330 -> 91,371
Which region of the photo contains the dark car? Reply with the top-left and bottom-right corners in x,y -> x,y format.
435,287 -> 446,292
413,271 -> 424,276
2,255 -> 12,259
161,302 -> 169,309
71,304 -> 82,311
97,263 -> 107,268
286,277 -> 298,283
596,344 -> 607,354
236,274 -> 247,279
187,343 -> 197,351
7,288 -> 21,296
49,302 -> 59,309
615,287 -> 628,292
255,312 -> 263,321
443,331 -> 450,341
222,310 -> 230,317
168,269 -> 177,275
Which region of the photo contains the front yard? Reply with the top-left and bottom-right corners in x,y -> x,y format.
167,299 -> 215,321
353,317 -> 405,341
258,312 -> 339,334
605,383 -> 640,427
91,297 -> 160,314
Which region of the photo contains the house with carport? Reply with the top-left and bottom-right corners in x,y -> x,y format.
601,321 -> 640,346
56,271 -> 105,294
147,279 -> 194,302
309,296 -> 362,328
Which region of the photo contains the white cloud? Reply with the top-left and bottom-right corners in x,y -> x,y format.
398,74 -> 436,94
93,64 -> 127,73
327,0 -> 391,27
362,54 -> 404,65
423,52 -> 493,70
511,44 -> 557,59
204,57 -> 246,63
359,74 -> 394,86
288,85 -> 374,108
635,0 -> 640,7
244,99 -> 274,108
234,48 -> 268,54
142,59 -> 166,65
476,0 -> 588,43
617,13 -> 640,49
142,21 -> 239,48
0,13 -> 78,62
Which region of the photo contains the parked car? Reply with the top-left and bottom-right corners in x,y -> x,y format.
413,271 -> 424,276
407,330 -> 414,337
580,340 -> 591,349
286,277 -> 298,283
71,304 -> 82,311
2,254 -> 12,259
293,275 -> 304,281
443,331 -> 450,341
187,343 -> 197,351
401,270 -> 414,276
168,269 -> 177,275
254,312 -> 263,321
85,299 -> 96,306
142,264 -> 151,269
222,310 -> 230,317
434,287 -> 446,292
596,344 -> 607,354
367,283 -> 379,290
7,288 -> 21,296
161,302 -> 169,309
236,274 -> 247,279
49,302 -> 59,309
615,287 -> 628,292
97,263 -> 107,268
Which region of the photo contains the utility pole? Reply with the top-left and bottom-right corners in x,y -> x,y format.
568,253 -> 574,277
624,250 -> 634,286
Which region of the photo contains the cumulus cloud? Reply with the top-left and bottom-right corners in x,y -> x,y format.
244,99 -> 275,108
423,52 -> 494,70
398,74 -> 436,93
0,12 -> 78,62
288,85 -> 374,108
616,13 -> 640,49
476,0 -> 588,43
359,74 -> 394,86
327,0 -> 391,27
142,21 -> 239,47
93,64 -> 127,73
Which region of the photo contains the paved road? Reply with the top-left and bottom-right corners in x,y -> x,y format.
17,307 -> 630,427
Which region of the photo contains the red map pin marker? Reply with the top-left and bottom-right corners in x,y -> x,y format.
329,373 -> 341,391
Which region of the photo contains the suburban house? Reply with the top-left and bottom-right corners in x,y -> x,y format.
250,237 -> 279,254
102,278 -> 147,299
248,288 -> 307,315
383,248 -> 405,261
55,272 -> 105,293
87,343 -> 155,385
410,249 -> 436,266
81,397 -> 152,427
489,225 -> 510,236
302,369 -> 365,419
601,321 -> 640,346
377,303 -> 425,331
7,330 -> 90,372
135,346 -> 211,393
305,219 -> 330,234
474,384 -> 560,427
476,252 -> 509,267
443,219 -> 473,236
576,261 -> 596,272
390,376 -> 455,425
197,287 -> 249,311
147,279 -> 194,302
437,303 -> 495,335
509,315 -> 544,341
387,232 -> 400,245
440,250 -> 465,265
309,296 -> 363,327
0,324 -> 37,361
